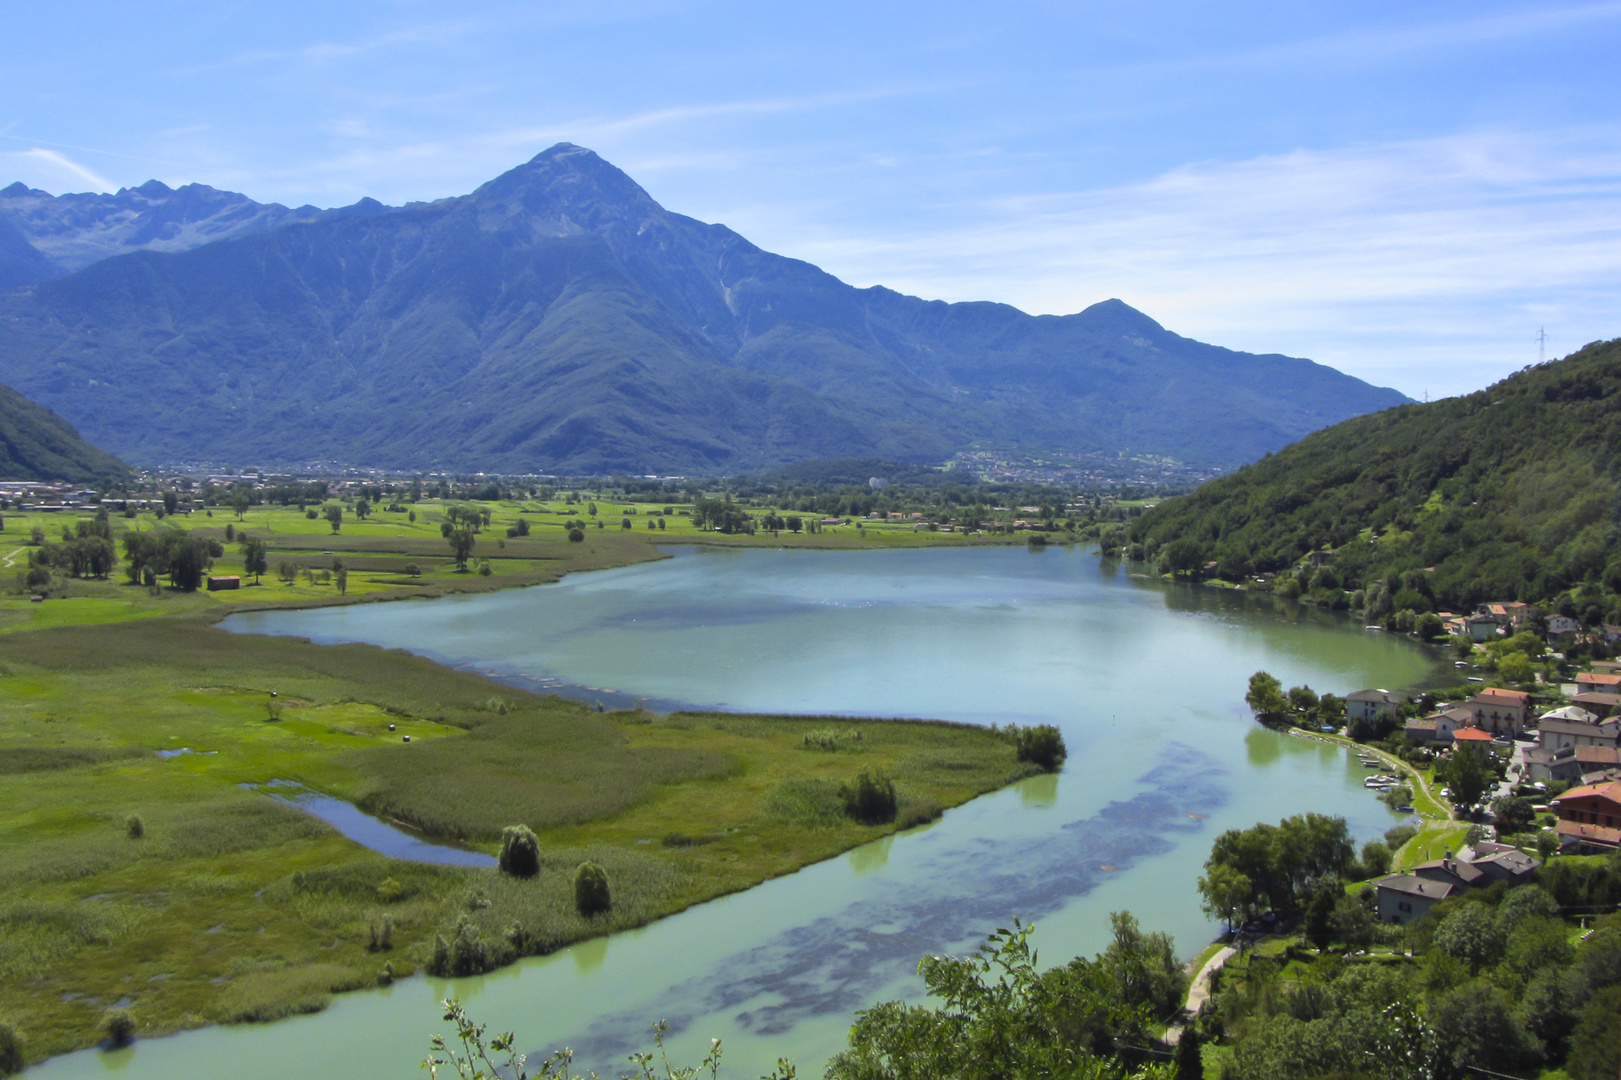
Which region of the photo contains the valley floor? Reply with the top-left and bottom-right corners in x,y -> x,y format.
0,501 -> 1038,1062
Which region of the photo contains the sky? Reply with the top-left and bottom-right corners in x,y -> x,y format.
3,0 -> 1619,400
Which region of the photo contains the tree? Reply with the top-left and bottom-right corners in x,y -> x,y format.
334,567 -> 348,595
448,527 -> 476,571
1432,902 -> 1504,973
240,537 -> 268,584
355,498 -> 371,521
574,862 -> 611,916
1245,671 -> 1290,726
1565,984 -> 1621,1080
1012,725 -> 1067,771
229,489 -> 252,518
1442,744 -> 1492,811
1197,863 -> 1253,932
322,504 -> 343,534
497,825 -> 540,877
1496,651 -> 1533,685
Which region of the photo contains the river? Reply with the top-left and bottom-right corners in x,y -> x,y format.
39,545 -> 1444,1079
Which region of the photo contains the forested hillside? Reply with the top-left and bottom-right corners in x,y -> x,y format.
0,382 -> 131,482
1131,339 -> 1621,624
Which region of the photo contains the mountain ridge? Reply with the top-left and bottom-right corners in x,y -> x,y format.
0,144 -> 1410,474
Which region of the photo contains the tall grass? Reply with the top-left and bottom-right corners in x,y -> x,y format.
348,714 -> 738,839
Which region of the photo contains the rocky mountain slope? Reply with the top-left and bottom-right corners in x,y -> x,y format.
0,145 -> 1408,473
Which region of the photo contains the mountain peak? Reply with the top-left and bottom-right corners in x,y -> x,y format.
470,142 -> 663,233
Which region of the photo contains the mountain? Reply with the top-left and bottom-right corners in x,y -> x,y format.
0,210 -> 63,290
1131,339 -> 1621,623
0,381 -> 131,482
0,179 -> 388,281
0,144 -> 1409,474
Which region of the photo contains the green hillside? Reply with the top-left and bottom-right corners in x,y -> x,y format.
1131,339 -> 1621,625
0,382 -> 131,482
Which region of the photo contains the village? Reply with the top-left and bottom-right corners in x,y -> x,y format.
1322,601 -> 1621,929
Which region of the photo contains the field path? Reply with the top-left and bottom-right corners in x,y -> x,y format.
1166,944 -> 1236,1044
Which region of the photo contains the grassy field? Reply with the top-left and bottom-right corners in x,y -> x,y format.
3,494 -> 1021,621
0,500 -> 1042,1063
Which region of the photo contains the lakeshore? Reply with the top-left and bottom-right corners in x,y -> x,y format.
3,508 -> 1446,1073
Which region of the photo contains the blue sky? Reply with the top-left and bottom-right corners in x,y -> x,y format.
3,1 -> 1618,399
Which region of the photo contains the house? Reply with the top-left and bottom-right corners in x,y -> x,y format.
1576,671 -> 1621,695
1574,746 -> 1621,779
1462,615 -> 1501,642
1346,689 -> 1402,725
206,575 -> 241,591
1551,778 -> 1621,852
1538,717 -> 1620,754
1525,744 -> 1619,785
1546,614 -> 1581,638
1524,746 -> 1585,785
1601,624 -> 1621,643
1375,874 -> 1455,925
1405,706 -> 1471,744
1462,843 -> 1539,885
1451,726 -> 1496,751
1479,601 -> 1538,629
1540,705 -> 1600,727
1464,688 -> 1531,736
1374,842 -> 1539,924
1571,692 -> 1621,718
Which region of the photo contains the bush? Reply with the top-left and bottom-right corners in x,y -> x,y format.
567,528 -> 585,543
103,1010 -> 135,1047
1012,725 -> 1067,771
841,772 -> 898,825
497,825 -> 540,878
125,814 -> 144,839
0,1022 -> 23,1077
574,861 -> 611,916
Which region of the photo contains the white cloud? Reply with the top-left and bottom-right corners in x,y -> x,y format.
785,129 -> 1621,397
2,148 -> 115,193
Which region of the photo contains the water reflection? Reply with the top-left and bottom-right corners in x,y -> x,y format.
573,936 -> 610,975
1019,771 -> 1060,808
847,835 -> 894,875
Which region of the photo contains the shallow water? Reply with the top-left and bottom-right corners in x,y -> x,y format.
43,546 -> 1445,1079
249,781 -> 497,868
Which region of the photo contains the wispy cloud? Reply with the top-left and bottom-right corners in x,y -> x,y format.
787,128 -> 1621,396
3,147 -> 115,192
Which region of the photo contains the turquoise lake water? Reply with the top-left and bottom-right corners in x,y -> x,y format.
40,545 -> 1444,1079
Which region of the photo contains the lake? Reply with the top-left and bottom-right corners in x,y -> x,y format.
41,545 -> 1444,1079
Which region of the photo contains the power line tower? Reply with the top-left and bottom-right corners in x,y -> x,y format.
1537,326 -> 1546,365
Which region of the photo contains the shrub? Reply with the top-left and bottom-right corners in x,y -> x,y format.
574,862 -> 611,916
497,825 -> 540,878
125,814 -> 144,839
368,915 -> 394,951
1012,725 -> 1067,771
841,772 -> 898,825
0,1022 -> 22,1077
567,528 -> 585,543
429,919 -> 495,977
103,1010 -> 135,1047
404,564 -> 421,577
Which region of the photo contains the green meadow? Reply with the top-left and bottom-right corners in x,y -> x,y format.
0,497 -> 1038,1062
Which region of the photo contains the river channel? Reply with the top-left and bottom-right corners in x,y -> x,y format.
41,545 -> 1446,1079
